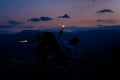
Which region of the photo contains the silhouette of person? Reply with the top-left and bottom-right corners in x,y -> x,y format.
35,33 -> 45,59
35,33 -> 47,72
42,32 -> 60,55
35,32 -> 61,72
58,29 -> 80,73
59,30 -> 79,55
42,32 -> 65,69
35,31 -> 79,73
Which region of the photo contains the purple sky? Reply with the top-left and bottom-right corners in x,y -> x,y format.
0,0 -> 120,32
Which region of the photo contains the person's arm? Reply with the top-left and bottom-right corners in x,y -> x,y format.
59,28 -> 64,35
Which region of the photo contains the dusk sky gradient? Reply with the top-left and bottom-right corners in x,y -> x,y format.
0,0 -> 120,32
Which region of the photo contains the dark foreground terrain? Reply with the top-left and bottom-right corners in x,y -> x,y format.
0,30 -> 120,79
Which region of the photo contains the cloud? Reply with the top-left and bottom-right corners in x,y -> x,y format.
57,14 -> 70,18
40,16 -> 53,21
0,24 -> 35,29
29,17 -> 53,22
8,20 -> 23,25
96,19 -> 117,23
30,18 -> 40,22
0,25 -> 15,28
96,9 -> 114,13
98,25 -> 120,30
21,26 -> 34,28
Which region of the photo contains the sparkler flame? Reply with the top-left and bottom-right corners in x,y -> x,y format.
62,25 -> 65,28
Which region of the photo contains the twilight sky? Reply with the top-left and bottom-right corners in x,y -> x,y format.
0,0 -> 120,32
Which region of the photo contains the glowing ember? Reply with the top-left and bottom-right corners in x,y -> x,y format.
62,25 -> 65,28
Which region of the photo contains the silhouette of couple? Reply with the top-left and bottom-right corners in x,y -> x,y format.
35,30 -> 79,72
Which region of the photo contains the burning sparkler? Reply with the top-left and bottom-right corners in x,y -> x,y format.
59,24 -> 65,35
62,24 -> 65,28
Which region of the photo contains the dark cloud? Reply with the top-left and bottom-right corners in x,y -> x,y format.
96,9 -> 114,13
8,20 -> 23,25
96,19 -> 117,23
40,16 -> 53,21
29,17 -> 53,22
0,25 -> 15,28
0,25 -> 34,29
30,18 -> 40,22
57,14 -> 70,18
21,26 -> 34,28
97,25 -> 120,30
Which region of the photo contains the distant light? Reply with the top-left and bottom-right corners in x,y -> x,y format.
19,40 -> 28,43
24,40 -> 28,43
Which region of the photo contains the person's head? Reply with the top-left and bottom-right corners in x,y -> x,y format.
42,31 -> 56,41
36,33 -> 42,40
69,36 -> 79,46
42,31 -> 60,52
